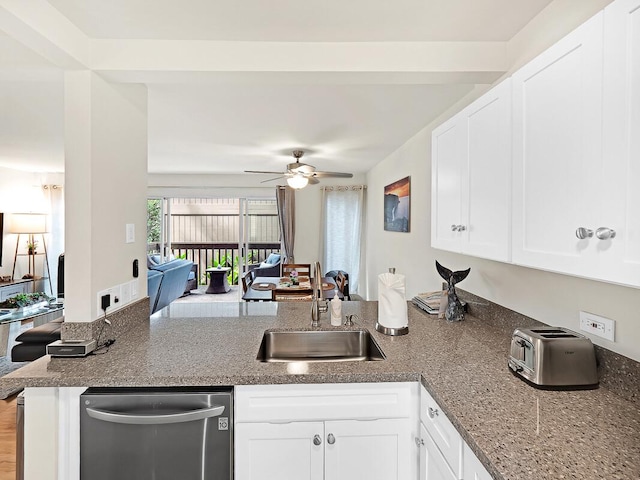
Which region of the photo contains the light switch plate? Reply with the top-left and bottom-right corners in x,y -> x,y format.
125,224 -> 135,243
579,311 -> 615,341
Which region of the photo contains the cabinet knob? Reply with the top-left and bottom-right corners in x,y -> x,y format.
414,436 -> 425,447
595,227 -> 616,240
313,434 -> 322,446
575,227 -> 594,239
428,407 -> 439,419
327,433 -> 336,445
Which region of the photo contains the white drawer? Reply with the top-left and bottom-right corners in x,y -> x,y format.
420,384 -> 463,478
235,382 -> 417,423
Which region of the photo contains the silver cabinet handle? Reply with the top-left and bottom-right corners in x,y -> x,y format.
327,433 -> 336,445
428,407 -> 439,419
575,227 -> 593,239
596,227 -> 616,240
85,405 -> 224,425
415,437 -> 425,447
313,434 -> 322,446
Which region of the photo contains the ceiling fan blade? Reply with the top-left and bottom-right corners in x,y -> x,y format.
307,177 -> 320,185
260,176 -> 286,183
245,170 -> 285,175
288,162 -> 315,174
311,171 -> 353,178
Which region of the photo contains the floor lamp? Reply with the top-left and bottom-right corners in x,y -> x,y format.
9,213 -> 52,295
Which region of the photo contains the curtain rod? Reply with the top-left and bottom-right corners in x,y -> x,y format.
321,185 -> 367,191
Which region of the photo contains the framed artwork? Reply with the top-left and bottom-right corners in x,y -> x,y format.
384,176 -> 410,232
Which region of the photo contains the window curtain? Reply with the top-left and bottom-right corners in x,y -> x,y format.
42,184 -> 64,298
320,186 -> 366,294
276,186 -> 295,263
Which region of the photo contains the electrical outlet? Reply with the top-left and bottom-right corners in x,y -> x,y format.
579,311 -> 615,341
120,281 -> 131,305
97,286 -> 122,317
130,279 -> 138,298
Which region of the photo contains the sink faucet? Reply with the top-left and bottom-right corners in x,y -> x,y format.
311,261 -> 328,327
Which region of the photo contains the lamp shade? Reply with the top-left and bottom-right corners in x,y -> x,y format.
8,213 -> 48,234
287,173 -> 309,189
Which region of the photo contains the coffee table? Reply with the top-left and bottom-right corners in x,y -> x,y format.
205,267 -> 231,294
0,304 -> 64,356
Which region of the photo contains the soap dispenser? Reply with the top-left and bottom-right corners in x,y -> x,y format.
330,290 -> 342,326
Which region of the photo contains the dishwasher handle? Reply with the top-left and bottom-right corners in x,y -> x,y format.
85,405 -> 225,425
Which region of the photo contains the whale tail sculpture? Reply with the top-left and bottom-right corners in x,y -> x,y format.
435,261 -> 470,322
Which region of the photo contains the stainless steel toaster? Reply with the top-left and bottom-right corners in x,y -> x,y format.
508,327 -> 598,389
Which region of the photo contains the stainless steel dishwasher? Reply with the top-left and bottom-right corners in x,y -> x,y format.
80,387 -> 233,480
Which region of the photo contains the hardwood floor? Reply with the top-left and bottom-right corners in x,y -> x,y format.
0,394 -> 17,480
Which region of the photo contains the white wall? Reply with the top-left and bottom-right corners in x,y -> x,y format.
365,0 -> 640,362
64,72 -> 148,323
0,168 -> 63,291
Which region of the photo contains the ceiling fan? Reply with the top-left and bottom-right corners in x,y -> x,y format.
244,150 -> 353,189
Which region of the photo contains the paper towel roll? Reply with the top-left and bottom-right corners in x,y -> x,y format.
378,272 -> 408,329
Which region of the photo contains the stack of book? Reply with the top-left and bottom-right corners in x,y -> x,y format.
411,291 -> 443,315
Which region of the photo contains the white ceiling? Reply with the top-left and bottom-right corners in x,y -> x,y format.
0,0 -> 554,175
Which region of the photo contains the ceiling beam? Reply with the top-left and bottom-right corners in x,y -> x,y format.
0,0 -> 90,69
92,40 -> 508,84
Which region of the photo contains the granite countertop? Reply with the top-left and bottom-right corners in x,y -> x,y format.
2,301 -> 639,479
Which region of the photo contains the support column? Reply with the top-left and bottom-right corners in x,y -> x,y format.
64,71 -> 147,323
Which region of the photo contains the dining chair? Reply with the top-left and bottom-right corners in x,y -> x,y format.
241,270 -> 255,294
336,272 -> 347,297
282,263 -> 311,278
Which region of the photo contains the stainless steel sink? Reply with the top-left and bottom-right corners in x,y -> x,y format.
257,329 -> 386,363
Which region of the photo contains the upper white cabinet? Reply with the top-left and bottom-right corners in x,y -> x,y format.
432,0 -> 640,288
432,79 -> 511,262
511,12 -> 605,279
601,0 -> 640,286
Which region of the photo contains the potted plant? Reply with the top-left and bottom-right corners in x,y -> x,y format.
26,239 -> 39,255
0,292 -> 52,313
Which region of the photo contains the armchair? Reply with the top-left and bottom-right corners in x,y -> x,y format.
248,253 -> 281,277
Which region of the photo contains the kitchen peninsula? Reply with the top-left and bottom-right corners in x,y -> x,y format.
2,300 -> 639,480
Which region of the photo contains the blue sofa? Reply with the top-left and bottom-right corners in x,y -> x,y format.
147,259 -> 194,314
248,253 -> 281,277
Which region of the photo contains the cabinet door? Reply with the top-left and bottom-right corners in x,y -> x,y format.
463,443 -> 492,480
432,115 -> 464,253
235,422 -> 324,480
420,386 -> 462,478
461,79 -> 512,262
601,0 -> 640,287
511,12 -> 604,278
418,424 -> 457,480
324,418 -> 413,480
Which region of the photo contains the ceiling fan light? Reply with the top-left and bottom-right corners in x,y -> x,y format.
287,174 -> 309,189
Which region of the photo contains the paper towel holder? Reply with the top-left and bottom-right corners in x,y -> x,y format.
375,322 -> 409,336
376,267 -> 409,336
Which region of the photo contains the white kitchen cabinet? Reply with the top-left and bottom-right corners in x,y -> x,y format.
511,12 -> 605,279
463,444 -> 493,480
432,79 -> 511,262
420,386 -> 463,478
418,423 -> 457,480
600,0 -> 640,287
235,383 -> 418,480
235,422 -> 324,480
325,418 -> 412,480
